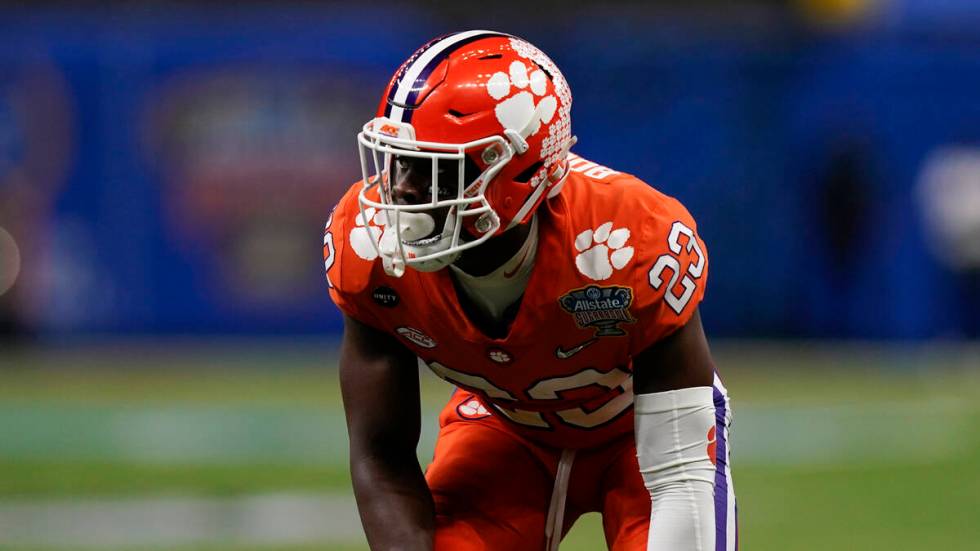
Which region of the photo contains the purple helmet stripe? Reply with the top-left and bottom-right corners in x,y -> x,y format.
382,34 -> 446,119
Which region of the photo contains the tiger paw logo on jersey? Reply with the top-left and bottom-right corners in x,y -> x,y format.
457,397 -> 491,420
486,347 -> 513,365
574,222 -> 635,281
558,285 -> 635,337
349,207 -> 387,261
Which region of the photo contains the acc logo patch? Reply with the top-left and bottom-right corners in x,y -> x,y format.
379,123 -> 400,137
372,286 -> 399,308
457,397 -> 491,420
396,327 -> 436,349
558,285 -> 635,337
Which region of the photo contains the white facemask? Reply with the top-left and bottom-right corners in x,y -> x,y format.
357,117 -> 514,277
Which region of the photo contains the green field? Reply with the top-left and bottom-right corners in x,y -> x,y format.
0,342 -> 978,550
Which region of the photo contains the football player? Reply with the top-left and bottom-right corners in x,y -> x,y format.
326,30 -> 737,551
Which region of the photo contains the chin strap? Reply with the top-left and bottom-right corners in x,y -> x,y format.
503,128 -> 530,154
377,226 -> 406,277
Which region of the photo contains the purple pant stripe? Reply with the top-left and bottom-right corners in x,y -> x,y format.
713,384 -> 731,551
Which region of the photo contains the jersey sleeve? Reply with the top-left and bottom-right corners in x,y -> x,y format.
628,190 -> 709,356
323,185 -> 388,330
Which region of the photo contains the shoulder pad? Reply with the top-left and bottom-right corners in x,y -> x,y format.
553,166 -> 708,352
628,187 -> 708,353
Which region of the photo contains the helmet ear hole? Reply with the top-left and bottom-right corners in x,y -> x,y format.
514,161 -> 544,183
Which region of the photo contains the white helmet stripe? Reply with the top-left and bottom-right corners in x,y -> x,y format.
388,30 -> 501,123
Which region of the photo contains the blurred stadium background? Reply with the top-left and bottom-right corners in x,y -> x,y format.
1,0 -> 979,549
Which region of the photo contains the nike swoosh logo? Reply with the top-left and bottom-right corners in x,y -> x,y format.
555,338 -> 598,359
503,245 -> 532,278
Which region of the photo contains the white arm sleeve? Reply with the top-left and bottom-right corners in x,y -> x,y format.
635,386 -> 717,551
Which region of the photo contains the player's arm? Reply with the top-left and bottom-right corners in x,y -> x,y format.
339,314 -> 435,551
632,308 -> 721,551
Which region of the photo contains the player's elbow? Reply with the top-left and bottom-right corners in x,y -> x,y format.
640,463 -> 716,495
351,435 -> 417,471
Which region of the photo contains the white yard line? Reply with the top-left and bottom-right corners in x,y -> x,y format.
0,493 -> 363,547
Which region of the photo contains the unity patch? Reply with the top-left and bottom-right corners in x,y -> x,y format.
372,286 -> 400,308
558,285 -> 635,337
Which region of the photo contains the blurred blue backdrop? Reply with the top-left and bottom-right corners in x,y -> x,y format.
1,1 -> 979,340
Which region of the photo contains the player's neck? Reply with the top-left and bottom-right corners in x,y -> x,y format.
453,218 -> 535,277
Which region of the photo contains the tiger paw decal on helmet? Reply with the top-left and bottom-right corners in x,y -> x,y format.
486,61 -> 558,141
574,222 -> 635,281
349,207 -> 387,261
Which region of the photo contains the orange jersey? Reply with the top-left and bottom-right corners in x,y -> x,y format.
324,155 -> 708,449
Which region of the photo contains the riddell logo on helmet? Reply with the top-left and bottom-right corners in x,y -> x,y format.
379,124 -> 400,137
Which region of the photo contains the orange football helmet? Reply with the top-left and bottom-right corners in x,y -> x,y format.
357,30 -> 576,276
